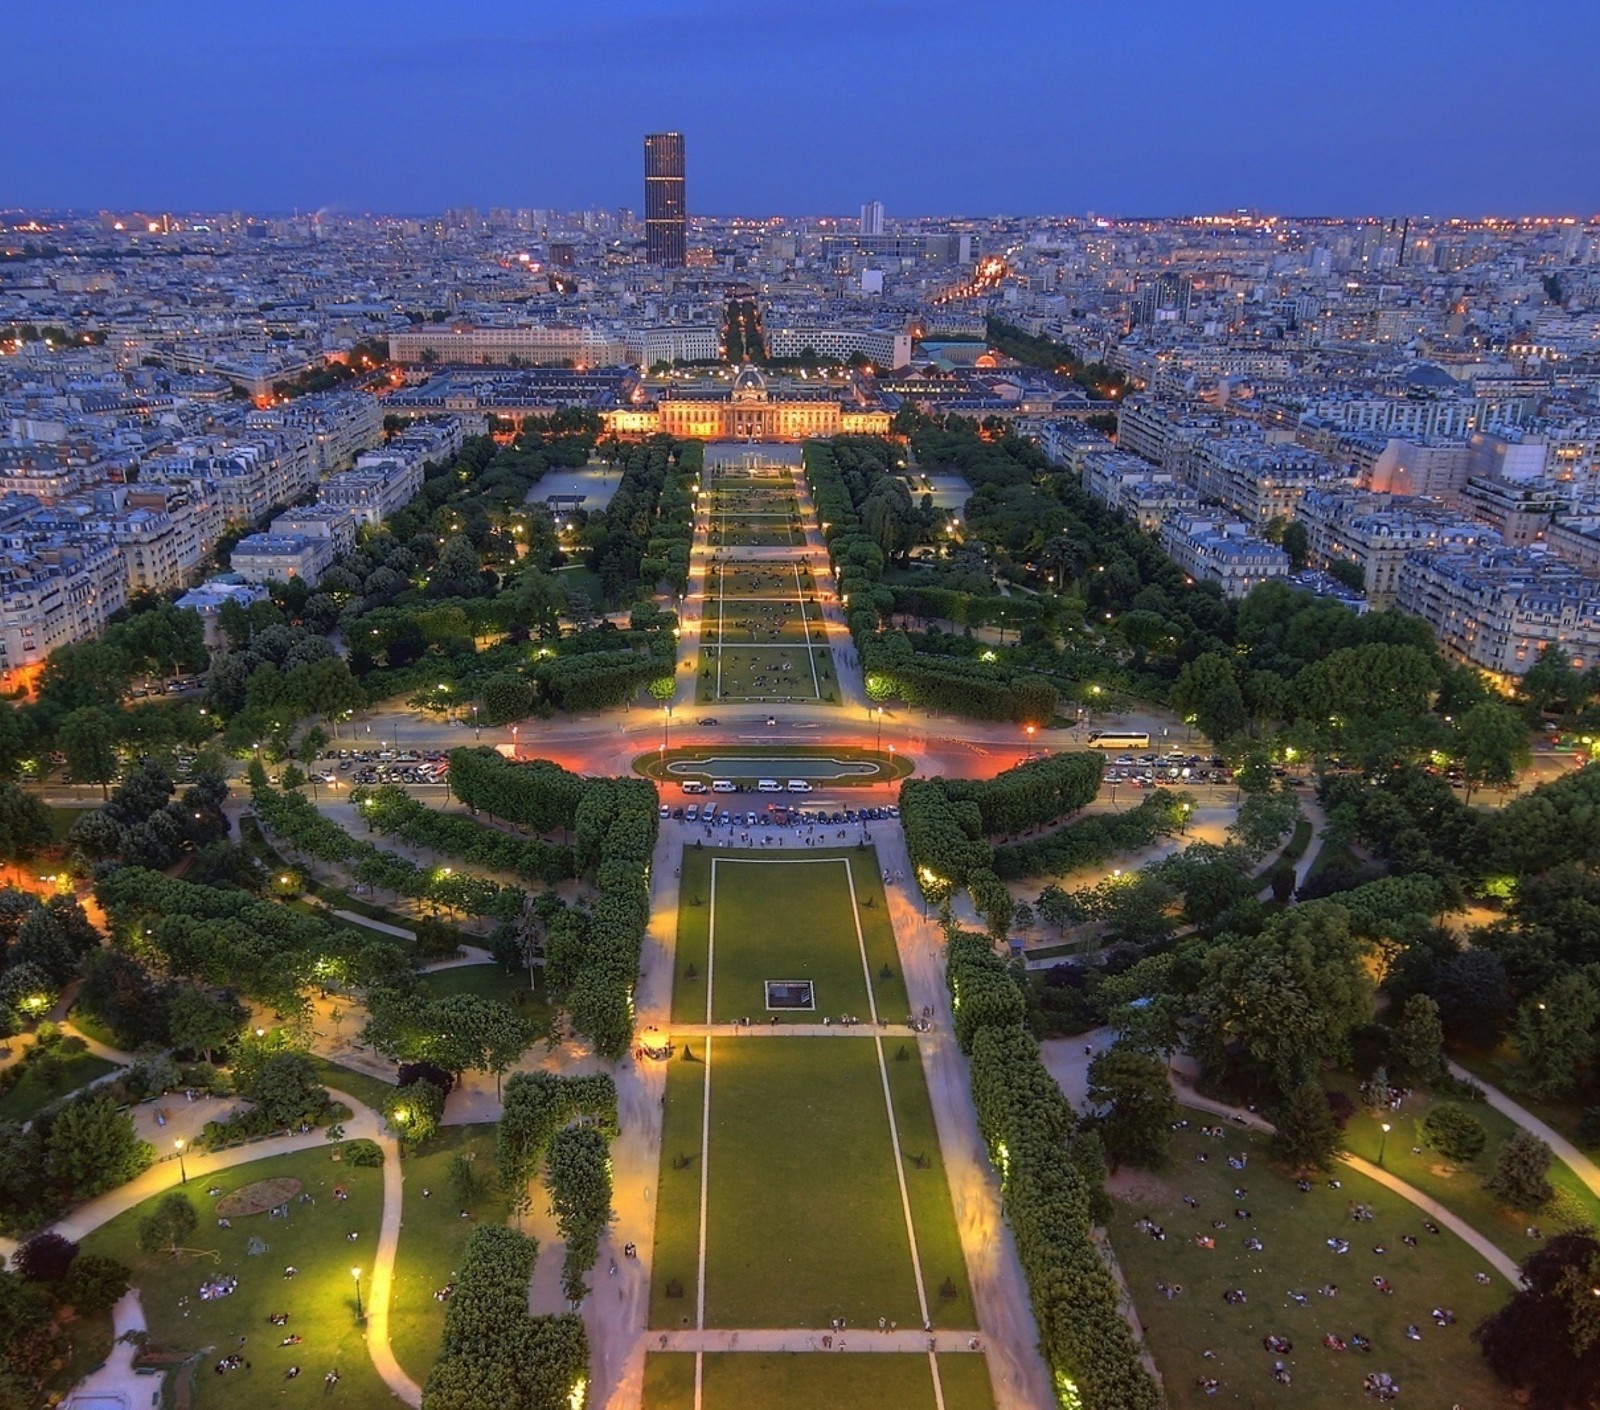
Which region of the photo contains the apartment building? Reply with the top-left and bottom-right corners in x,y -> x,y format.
0,537 -> 129,672
1295,489 -> 1499,607
229,532 -> 335,587
1397,546 -> 1600,679
1159,512 -> 1290,599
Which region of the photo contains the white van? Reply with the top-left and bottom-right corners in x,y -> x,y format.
785,780 -> 813,793
711,779 -> 737,794
757,779 -> 782,793
681,780 -> 708,794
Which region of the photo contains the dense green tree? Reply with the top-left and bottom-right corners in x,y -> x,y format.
1086,1047 -> 1178,1169
1422,1102 -> 1487,1162
1272,1083 -> 1343,1170
58,707 -> 121,799
138,1192 -> 197,1255
1455,701 -> 1533,801
1171,652 -> 1248,744
1474,1229 -> 1600,1407
167,986 -> 244,1063
1509,974 -> 1600,1098
1485,1130 -> 1555,1212
44,1094 -> 151,1198
1390,993 -> 1447,1085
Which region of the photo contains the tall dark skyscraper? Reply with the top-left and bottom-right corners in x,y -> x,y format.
644,132 -> 686,268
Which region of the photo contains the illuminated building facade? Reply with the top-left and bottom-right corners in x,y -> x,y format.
644,132 -> 686,268
604,367 -> 891,442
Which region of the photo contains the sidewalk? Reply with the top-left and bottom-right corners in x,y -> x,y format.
1447,1060 -> 1600,1198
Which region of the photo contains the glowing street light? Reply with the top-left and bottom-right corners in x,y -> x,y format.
352,1266 -> 364,1320
1378,1122 -> 1392,1168
175,1138 -> 188,1184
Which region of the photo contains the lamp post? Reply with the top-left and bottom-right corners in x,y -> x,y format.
472,704 -> 480,740
662,704 -> 672,751
352,1267 -> 363,1321
1025,723 -> 1036,761
174,1138 -> 188,1185
875,706 -> 883,755
511,724 -> 518,758
1378,1122 -> 1392,1168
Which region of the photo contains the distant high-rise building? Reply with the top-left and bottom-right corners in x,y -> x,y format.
644,132 -> 686,268
860,200 -> 885,236
1136,272 -> 1192,326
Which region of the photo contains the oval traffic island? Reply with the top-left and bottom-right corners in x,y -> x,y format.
634,744 -> 912,788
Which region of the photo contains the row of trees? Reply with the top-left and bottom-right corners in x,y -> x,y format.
804,438 -> 1062,725
946,929 -> 1160,1410
448,752 -> 660,1059
356,783 -> 573,884
420,1225 -> 589,1410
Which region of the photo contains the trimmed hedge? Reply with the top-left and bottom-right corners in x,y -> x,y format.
421,1225 -> 588,1410
947,929 -> 1161,1410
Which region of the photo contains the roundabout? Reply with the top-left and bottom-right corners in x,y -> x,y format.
633,744 -> 913,787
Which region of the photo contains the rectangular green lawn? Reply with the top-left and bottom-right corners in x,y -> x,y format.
1108,1125 -> 1516,1410
710,598 -> 821,645
389,1124 -> 510,1384
82,1145 -> 396,1409
710,564 -> 818,598
698,646 -> 835,703
703,1036 -> 920,1327
650,1055 -> 707,1330
643,1350 -> 994,1409
673,850 -> 909,1024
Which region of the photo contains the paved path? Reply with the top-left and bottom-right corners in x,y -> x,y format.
1160,1067 -> 1521,1287
330,909 -> 416,940
60,1289 -> 150,1408
873,828 -> 1056,1410
1448,1059 -> 1600,1198
652,1328 -> 983,1353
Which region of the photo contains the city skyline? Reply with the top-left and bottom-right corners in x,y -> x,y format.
8,0 -> 1600,217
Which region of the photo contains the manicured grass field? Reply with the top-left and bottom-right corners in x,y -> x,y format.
82,1144 -> 396,1408
883,1042 -> 976,1329
697,646 -> 836,703
1107,1125 -> 1515,1410
1334,1085 -> 1600,1257
0,1047 -> 118,1121
711,598 -> 821,645
703,1037 -> 922,1328
709,520 -> 803,548
388,1123 -> 509,1384
672,849 -> 909,1024
649,1054 -> 708,1330
708,563 -> 818,598
642,1351 -> 994,1409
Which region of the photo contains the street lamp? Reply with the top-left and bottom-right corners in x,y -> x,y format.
1180,802 -> 1191,834
662,704 -> 672,750
174,1138 -> 187,1184
352,1266 -> 364,1320
1378,1122 -> 1392,1168
1025,723 -> 1036,761
875,706 -> 883,755
472,704 -> 481,739
511,724 -> 518,758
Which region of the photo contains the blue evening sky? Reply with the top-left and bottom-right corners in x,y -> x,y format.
8,0 -> 1597,216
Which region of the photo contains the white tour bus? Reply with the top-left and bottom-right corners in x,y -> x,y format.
1086,729 -> 1151,750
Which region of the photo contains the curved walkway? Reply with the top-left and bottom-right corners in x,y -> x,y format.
11,1088 -> 421,1409
1163,1082 -> 1520,1286
1447,1059 -> 1600,1199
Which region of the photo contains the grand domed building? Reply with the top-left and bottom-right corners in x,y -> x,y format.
603,365 -> 892,442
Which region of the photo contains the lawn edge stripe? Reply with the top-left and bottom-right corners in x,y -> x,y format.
844,855 -> 940,1407
795,560 -> 823,700
695,858 -> 718,1410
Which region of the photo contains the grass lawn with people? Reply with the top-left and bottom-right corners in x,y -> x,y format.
708,563 -> 819,599
81,1143 -> 393,1408
1107,1125 -> 1515,1410
671,849 -> 908,1025
696,646 -> 836,703
414,963 -> 553,1035
388,1123 -> 509,1384
1334,1084 -> 1600,1257
642,1350 -> 995,1408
